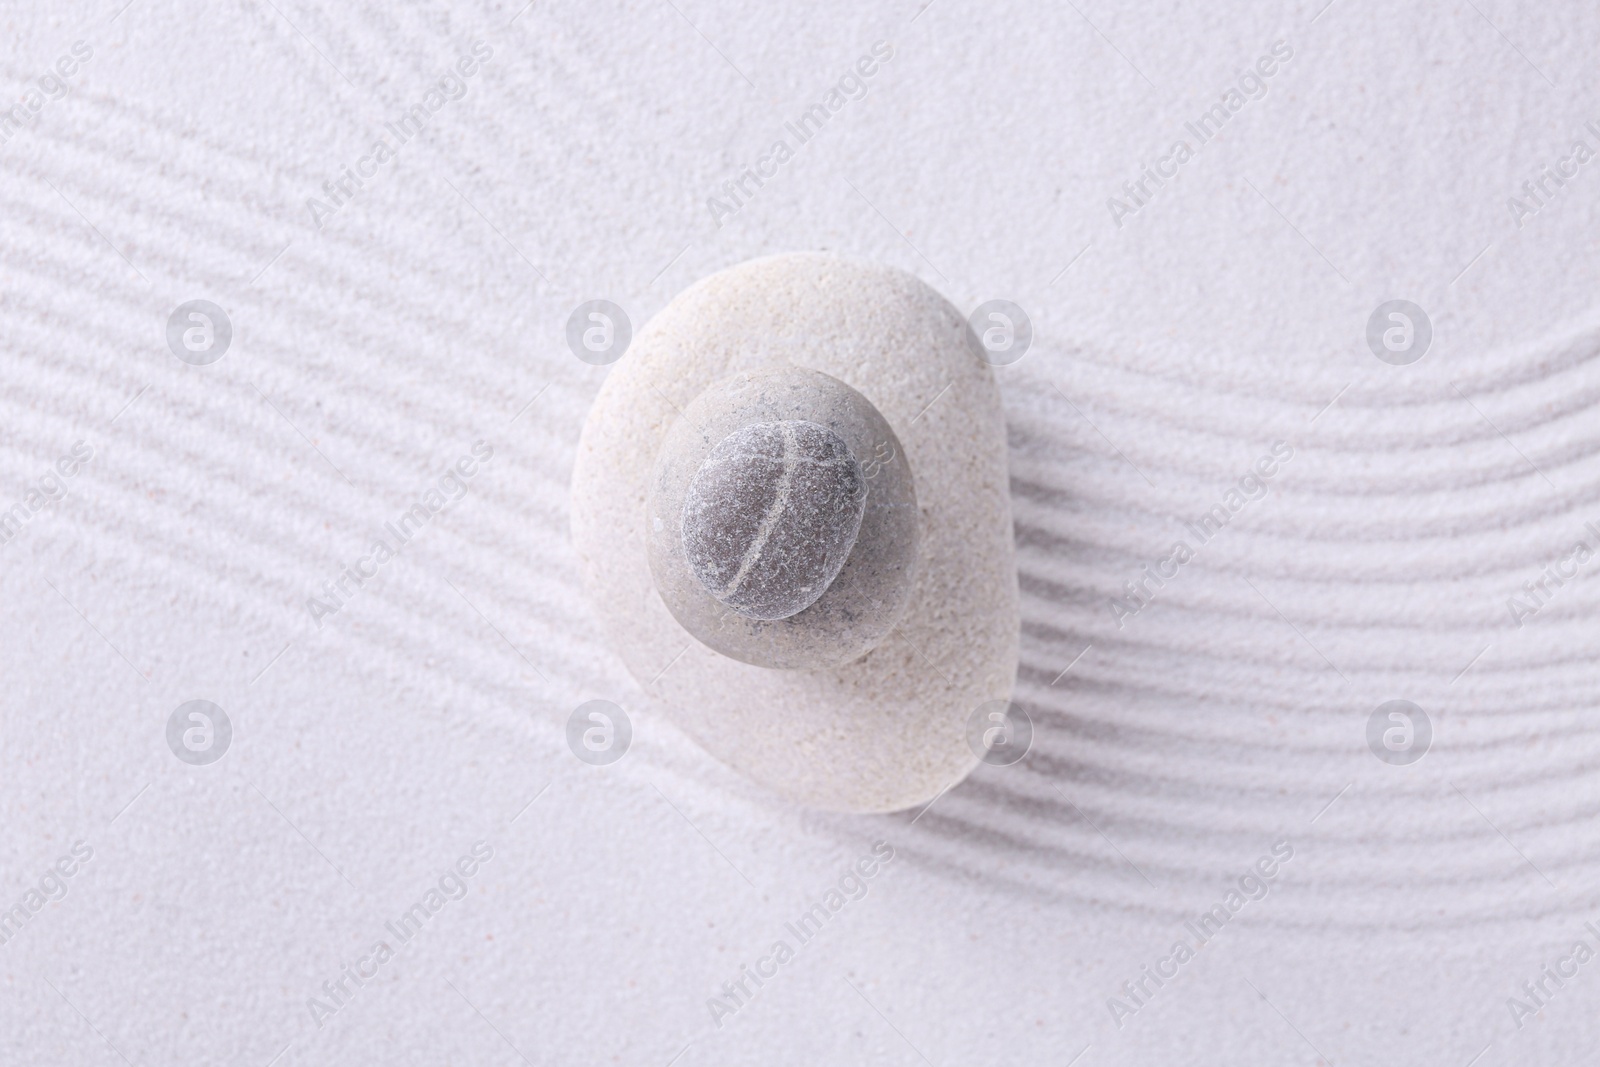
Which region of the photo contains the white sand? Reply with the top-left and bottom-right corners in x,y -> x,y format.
3,1 -> 1599,1064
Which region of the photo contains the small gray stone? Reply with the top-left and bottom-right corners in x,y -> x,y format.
645,365 -> 919,670
682,420 -> 866,621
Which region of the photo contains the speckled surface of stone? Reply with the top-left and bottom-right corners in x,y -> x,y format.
681,420 -> 866,621
647,366 -> 919,669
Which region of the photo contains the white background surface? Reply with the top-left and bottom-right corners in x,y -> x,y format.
3,0 -> 1599,1063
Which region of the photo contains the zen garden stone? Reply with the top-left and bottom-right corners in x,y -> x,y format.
646,366 -> 919,671
681,419 -> 867,622
570,253 -> 1019,811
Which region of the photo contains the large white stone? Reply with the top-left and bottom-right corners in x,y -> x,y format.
570,253 -> 1018,812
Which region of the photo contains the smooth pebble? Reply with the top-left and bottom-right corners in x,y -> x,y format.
681,420 -> 866,621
